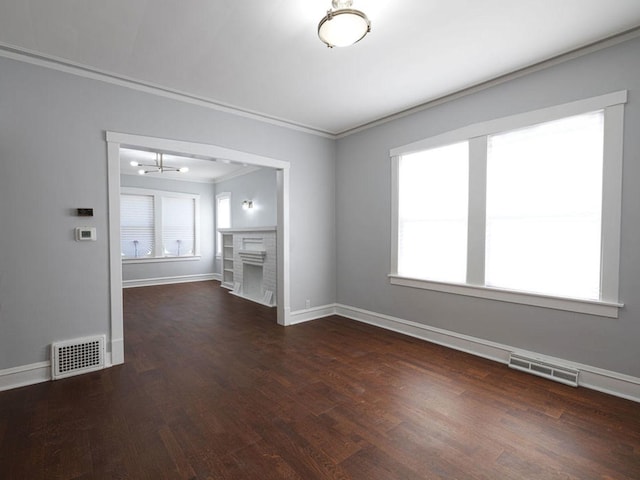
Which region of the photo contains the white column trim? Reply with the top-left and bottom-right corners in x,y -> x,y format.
106,131 -> 291,359
600,103 -> 624,302
107,140 -> 124,365
277,168 -> 291,326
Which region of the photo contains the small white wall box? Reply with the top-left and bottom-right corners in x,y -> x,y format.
75,227 -> 97,241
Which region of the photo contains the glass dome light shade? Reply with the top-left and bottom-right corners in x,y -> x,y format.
318,9 -> 371,48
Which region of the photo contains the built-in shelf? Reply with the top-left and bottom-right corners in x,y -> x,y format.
218,228 -> 276,306
221,232 -> 234,289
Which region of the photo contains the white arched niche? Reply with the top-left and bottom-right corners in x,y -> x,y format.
106,131 -> 291,365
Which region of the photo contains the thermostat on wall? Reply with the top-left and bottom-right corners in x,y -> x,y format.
76,208 -> 94,217
75,227 -> 97,241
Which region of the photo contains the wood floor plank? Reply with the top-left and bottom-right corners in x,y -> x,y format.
0,281 -> 638,479
226,440 -> 304,480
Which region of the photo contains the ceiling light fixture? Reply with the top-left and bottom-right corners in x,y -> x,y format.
318,0 -> 371,48
130,153 -> 189,175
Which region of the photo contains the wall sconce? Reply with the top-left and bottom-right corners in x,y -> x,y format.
242,200 -> 253,210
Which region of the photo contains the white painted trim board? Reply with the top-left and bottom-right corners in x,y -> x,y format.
3,303 -> 638,404
122,273 -> 217,289
334,304 -> 640,404
290,303 -> 640,403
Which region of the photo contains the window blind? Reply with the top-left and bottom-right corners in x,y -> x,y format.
162,196 -> 195,256
121,194 -> 154,258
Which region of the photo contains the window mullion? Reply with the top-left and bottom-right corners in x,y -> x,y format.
154,195 -> 163,257
467,136 -> 487,286
193,198 -> 200,256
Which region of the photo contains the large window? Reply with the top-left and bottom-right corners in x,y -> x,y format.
485,112 -> 603,300
398,142 -> 469,283
391,91 -> 625,317
121,188 -> 200,261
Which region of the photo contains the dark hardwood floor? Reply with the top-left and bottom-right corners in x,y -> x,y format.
1,281 -> 639,479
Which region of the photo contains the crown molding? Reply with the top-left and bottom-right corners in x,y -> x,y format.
1,25 -> 639,140
336,26 -> 640,138
0,41 -> 335,139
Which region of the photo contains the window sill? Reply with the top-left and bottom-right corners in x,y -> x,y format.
388,274 -> 623,318
123,256 -> 201,265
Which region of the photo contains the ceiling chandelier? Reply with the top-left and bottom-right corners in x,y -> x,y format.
129,153 -> 189,175
318,0 -> 371,48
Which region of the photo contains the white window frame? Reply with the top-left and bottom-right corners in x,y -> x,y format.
215,192 -> 231,258
121,187 -> 201,264
390,91 -> 626,318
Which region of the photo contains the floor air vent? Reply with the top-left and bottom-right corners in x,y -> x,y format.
508,353 -> 579,387
51,335 -> 106,380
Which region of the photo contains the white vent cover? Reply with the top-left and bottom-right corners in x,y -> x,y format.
508,353 -> 579,387
51,335 -> 106,380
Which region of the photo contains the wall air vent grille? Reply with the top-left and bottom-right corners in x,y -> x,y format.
51,335 -> 105,380
508,353 -> 579,387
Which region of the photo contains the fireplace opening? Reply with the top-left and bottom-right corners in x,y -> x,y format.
243,263 -> 264,301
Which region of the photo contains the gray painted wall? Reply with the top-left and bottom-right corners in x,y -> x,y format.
216,168 -> 278,230
213,168 -> 278,275
120,174 -> 215,282
3,34 -> 638,381
0,56 -> 335,369
335,36 -> 640,378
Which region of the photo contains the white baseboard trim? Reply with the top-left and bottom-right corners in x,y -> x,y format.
1,351 -> 119,392
0,361 -> 51,392
334,304 -> 640,403
122,273 -> 217,288
3,303 -> 637,402
288,304 -> 337,325
212,273 -> 222,282
576,367 -> 640,403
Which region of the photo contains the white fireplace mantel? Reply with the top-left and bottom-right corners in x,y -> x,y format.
238,249 -> 267,264
219,227 -> 276,233
219,228 -> 276,307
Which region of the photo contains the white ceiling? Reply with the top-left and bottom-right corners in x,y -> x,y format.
1,1 -> 640,135
119,148 -> 258,183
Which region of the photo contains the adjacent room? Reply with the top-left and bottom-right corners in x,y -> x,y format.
1,1 -> 640,478
118,146 -> 279,303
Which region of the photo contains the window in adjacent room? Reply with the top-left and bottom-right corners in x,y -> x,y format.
121,193 -> 155,258
215,192 -> 231,257
120,188 -> 200,261
162,196 -> 196,256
